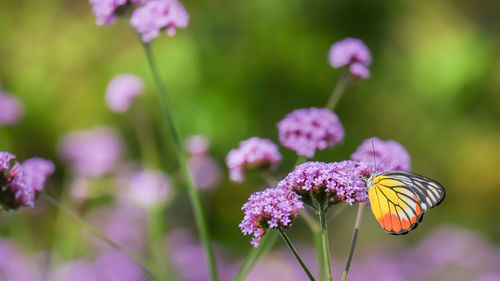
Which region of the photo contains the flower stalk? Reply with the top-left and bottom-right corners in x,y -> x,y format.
141,42 -> 218,281
341,202 -> 365,281
326,70 -> 350,111
278,228 -> 316,281
319,202 -> 333,281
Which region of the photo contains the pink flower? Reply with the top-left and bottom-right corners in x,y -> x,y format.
105,74 -> 144,113
130,0 -> 189,43
226,137 -> 281,182
329,37 -> 372,80
277,108 -> 344,158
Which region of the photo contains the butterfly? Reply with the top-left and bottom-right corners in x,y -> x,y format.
365,171 -> 446,235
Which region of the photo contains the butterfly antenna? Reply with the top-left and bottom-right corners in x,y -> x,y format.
371,139 -> 377,174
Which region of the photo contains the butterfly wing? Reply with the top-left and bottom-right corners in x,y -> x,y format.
368,171 -> 445,235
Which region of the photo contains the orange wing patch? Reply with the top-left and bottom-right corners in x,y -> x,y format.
368,176 -> 425,235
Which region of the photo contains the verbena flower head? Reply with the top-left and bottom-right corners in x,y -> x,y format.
0,85 -> 23,125
130,0 -> 189,43
329,37 -> 371,80
58,127 -> 123,178
127,169 -> 170,209
105,74 -> 144,113
0,152 -> 54,210
329,37 -> 371,68
240,187 -> 303,247
278,161 -> 367,205
350,137 -> 411,173
226,137 -> 282,183
277,108 -> 344,158
89,0 -> 145,26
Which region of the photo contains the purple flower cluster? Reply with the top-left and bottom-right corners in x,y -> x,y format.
89,0 -> 145,26
328,38 -> 372,80
278,161 -> 367,205
58,127 -> 123,178
0,83 -> 23,125
0,152 -> 54,210
105,74 -> 144,113
277,108 -> 344,158
130,0 -> 189,43
240,187 -> 303,247
226,137 -> 281,182
351,137 -> 411,173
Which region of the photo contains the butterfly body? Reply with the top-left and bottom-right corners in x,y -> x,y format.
365,171 -> 446,235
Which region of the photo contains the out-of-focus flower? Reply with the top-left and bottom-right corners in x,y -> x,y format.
52,260 -> 98,281
329,37 -> 371,67
240,187 -> 303,247
0,152 -> 54,210
277,108 -> 344,158
89,0 -> 145,26
350,137 -> 410,173
58,127 -> 123,178
0,239 -> 42,281
349,62 -> 370,80
69,178 -> 90,202
94,250 -> 148,281
166,229 -> 238,281
130,0 -> 189,43
329,37 -> 371,80
105,74 -> 144,113
0,83 -> 23,125
189,155 -> 221,190
226,137 -> 281,183
278,161 -> 367,205
52,250 -> 147,281
127,169 -> 170,209
348,226 -> 500,281
185,135 -> 210,155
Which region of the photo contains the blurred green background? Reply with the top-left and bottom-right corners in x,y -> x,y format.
0,0 -> 499,267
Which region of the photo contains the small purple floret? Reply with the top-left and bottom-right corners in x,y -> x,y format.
240,187 -> 303,247
226,137 -> 281,182
21,158 -> 55,192
278,161 -> 367,205
350,137 -> 411,173
0,152 -> 15,172
130,0 -> 189,43
277,108 -> 344,158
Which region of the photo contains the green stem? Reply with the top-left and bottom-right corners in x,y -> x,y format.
341,203 -> 365,281
141,42 -> 218,281
233,231 -> 279,281
314,229 -> 325,281
326,71 -> 350,111
43,194 -> 158,279
278,229 -> 316,281
147,207 -> 172,280
318,203 -> 333,281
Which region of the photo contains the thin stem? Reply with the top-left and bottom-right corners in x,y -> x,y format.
313,230 -> 325,281
341,203 -> 365,281
318,202 -> 333,281
233,230 -> 279,281
141,42 -> 219,281
278,229 -> 316,281
326,71 -> 350,111
43,194 -> 158,279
